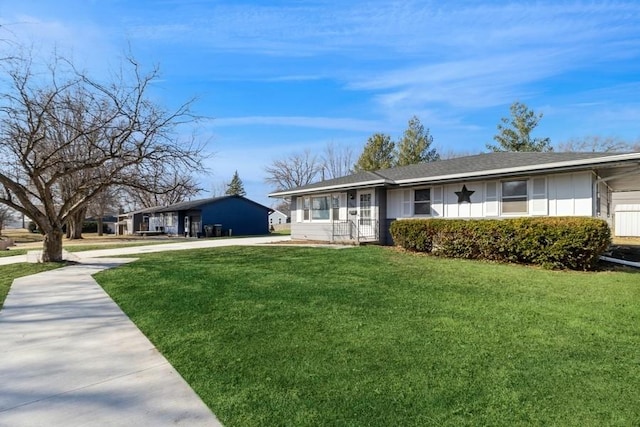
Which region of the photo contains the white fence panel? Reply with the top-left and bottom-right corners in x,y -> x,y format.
615,204 -> 640,237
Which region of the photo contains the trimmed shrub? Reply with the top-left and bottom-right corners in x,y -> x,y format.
389,217 -> 611,271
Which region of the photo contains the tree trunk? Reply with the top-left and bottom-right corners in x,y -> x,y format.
42,229 -> 64,262
68,208 -> 86,240
97,216 -> 103,236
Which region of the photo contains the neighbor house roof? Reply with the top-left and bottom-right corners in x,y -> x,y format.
269,151 -> 640,197
128,195 -> 273,215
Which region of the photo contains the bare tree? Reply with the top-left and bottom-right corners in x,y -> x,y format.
437,147 -> 482,159
0,52 -> 206,262
210,179 -> 229,198
264,149 -> 321,191
121,172 -> 203,211
322,142 -> 354,179
271,200 -> 290,217
86,187 -> 119,236
556,136 -> 639,152
0,205 -> 15,236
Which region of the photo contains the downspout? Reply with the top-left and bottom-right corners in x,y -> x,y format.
600,255 -> 640,269
592,171 -> 600,217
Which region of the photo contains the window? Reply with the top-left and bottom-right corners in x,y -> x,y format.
501,180 -> 528,213
303,197 -> 310,221
311,196 -> 330,220
414,189 -> 431,215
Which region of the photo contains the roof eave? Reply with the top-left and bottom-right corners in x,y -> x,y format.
269,179 -> 389,197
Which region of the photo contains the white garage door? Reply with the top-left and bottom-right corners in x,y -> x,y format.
615,204 -> 640,237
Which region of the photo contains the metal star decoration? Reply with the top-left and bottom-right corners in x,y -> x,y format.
455,185 -> 475,203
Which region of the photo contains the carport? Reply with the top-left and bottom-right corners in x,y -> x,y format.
595,157 -> 640,237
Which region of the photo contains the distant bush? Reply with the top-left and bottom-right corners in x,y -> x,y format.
82,222 -> 110,234
28,221 -> 38,233
389,217 -> 611,271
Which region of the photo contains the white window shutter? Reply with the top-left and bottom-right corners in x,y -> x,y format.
387,190 -> 400,218
485,181 -> 498,216
296,197 -> 303,222
402,190 -> 412,217
531,177 -> 548,215
431,186 -> 443,217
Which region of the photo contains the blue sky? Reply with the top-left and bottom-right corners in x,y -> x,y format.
1,1 -> 639,206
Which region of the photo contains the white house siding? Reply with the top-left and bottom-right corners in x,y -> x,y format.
387,171 -> 595,220
612,191 -> 640,235
547,171 -> 593,216
443,183 -> 485,218
269,210 -> 288,226
615,204 -> 640,237
290,221 -> 356,242
290,190 -> 386,242
612,191 -> 640,213
148,212 -> 179,235
611,191 -> 640,211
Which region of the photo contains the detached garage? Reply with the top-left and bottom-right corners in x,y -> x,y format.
121,195 -> 273,237
615,204 -> 640,237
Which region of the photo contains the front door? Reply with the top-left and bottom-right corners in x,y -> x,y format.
190,215 -> 202,237
358,191 -> 376,240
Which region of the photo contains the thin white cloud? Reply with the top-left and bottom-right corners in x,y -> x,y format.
125,2 -> 640,56
121,1 -> 640,117
210,116 -> 382,132
0,14 -> 120,75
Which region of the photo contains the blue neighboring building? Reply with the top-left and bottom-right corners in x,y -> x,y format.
126,195 -> 273,237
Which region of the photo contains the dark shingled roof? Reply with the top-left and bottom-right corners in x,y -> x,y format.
378,152 -> 622,181
137,195 -> 272,214
271,151 -> 634,196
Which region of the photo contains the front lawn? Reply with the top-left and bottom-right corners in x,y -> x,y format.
96,246 -> 640,426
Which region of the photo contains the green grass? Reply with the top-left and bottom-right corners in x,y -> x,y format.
0,263 -> 64,307
0,248 -> 28,257
95,246 -> 640,427
270,228 -> 291,235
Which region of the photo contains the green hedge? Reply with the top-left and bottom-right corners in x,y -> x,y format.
389,217 -> 611,270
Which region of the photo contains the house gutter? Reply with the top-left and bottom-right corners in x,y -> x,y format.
269,179 -> 389,197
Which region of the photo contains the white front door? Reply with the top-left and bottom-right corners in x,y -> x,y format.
358,191 -> 376,240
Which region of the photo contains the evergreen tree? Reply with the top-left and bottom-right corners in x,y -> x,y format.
353,133 -> 395,172
395,116 -> 439,166
225,170 -> 246,196
487,101 -> 552,152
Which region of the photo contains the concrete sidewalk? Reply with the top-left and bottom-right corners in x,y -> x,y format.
0,235 -> 292,265
0,258 -> 223,426
0,235 -> 294,425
